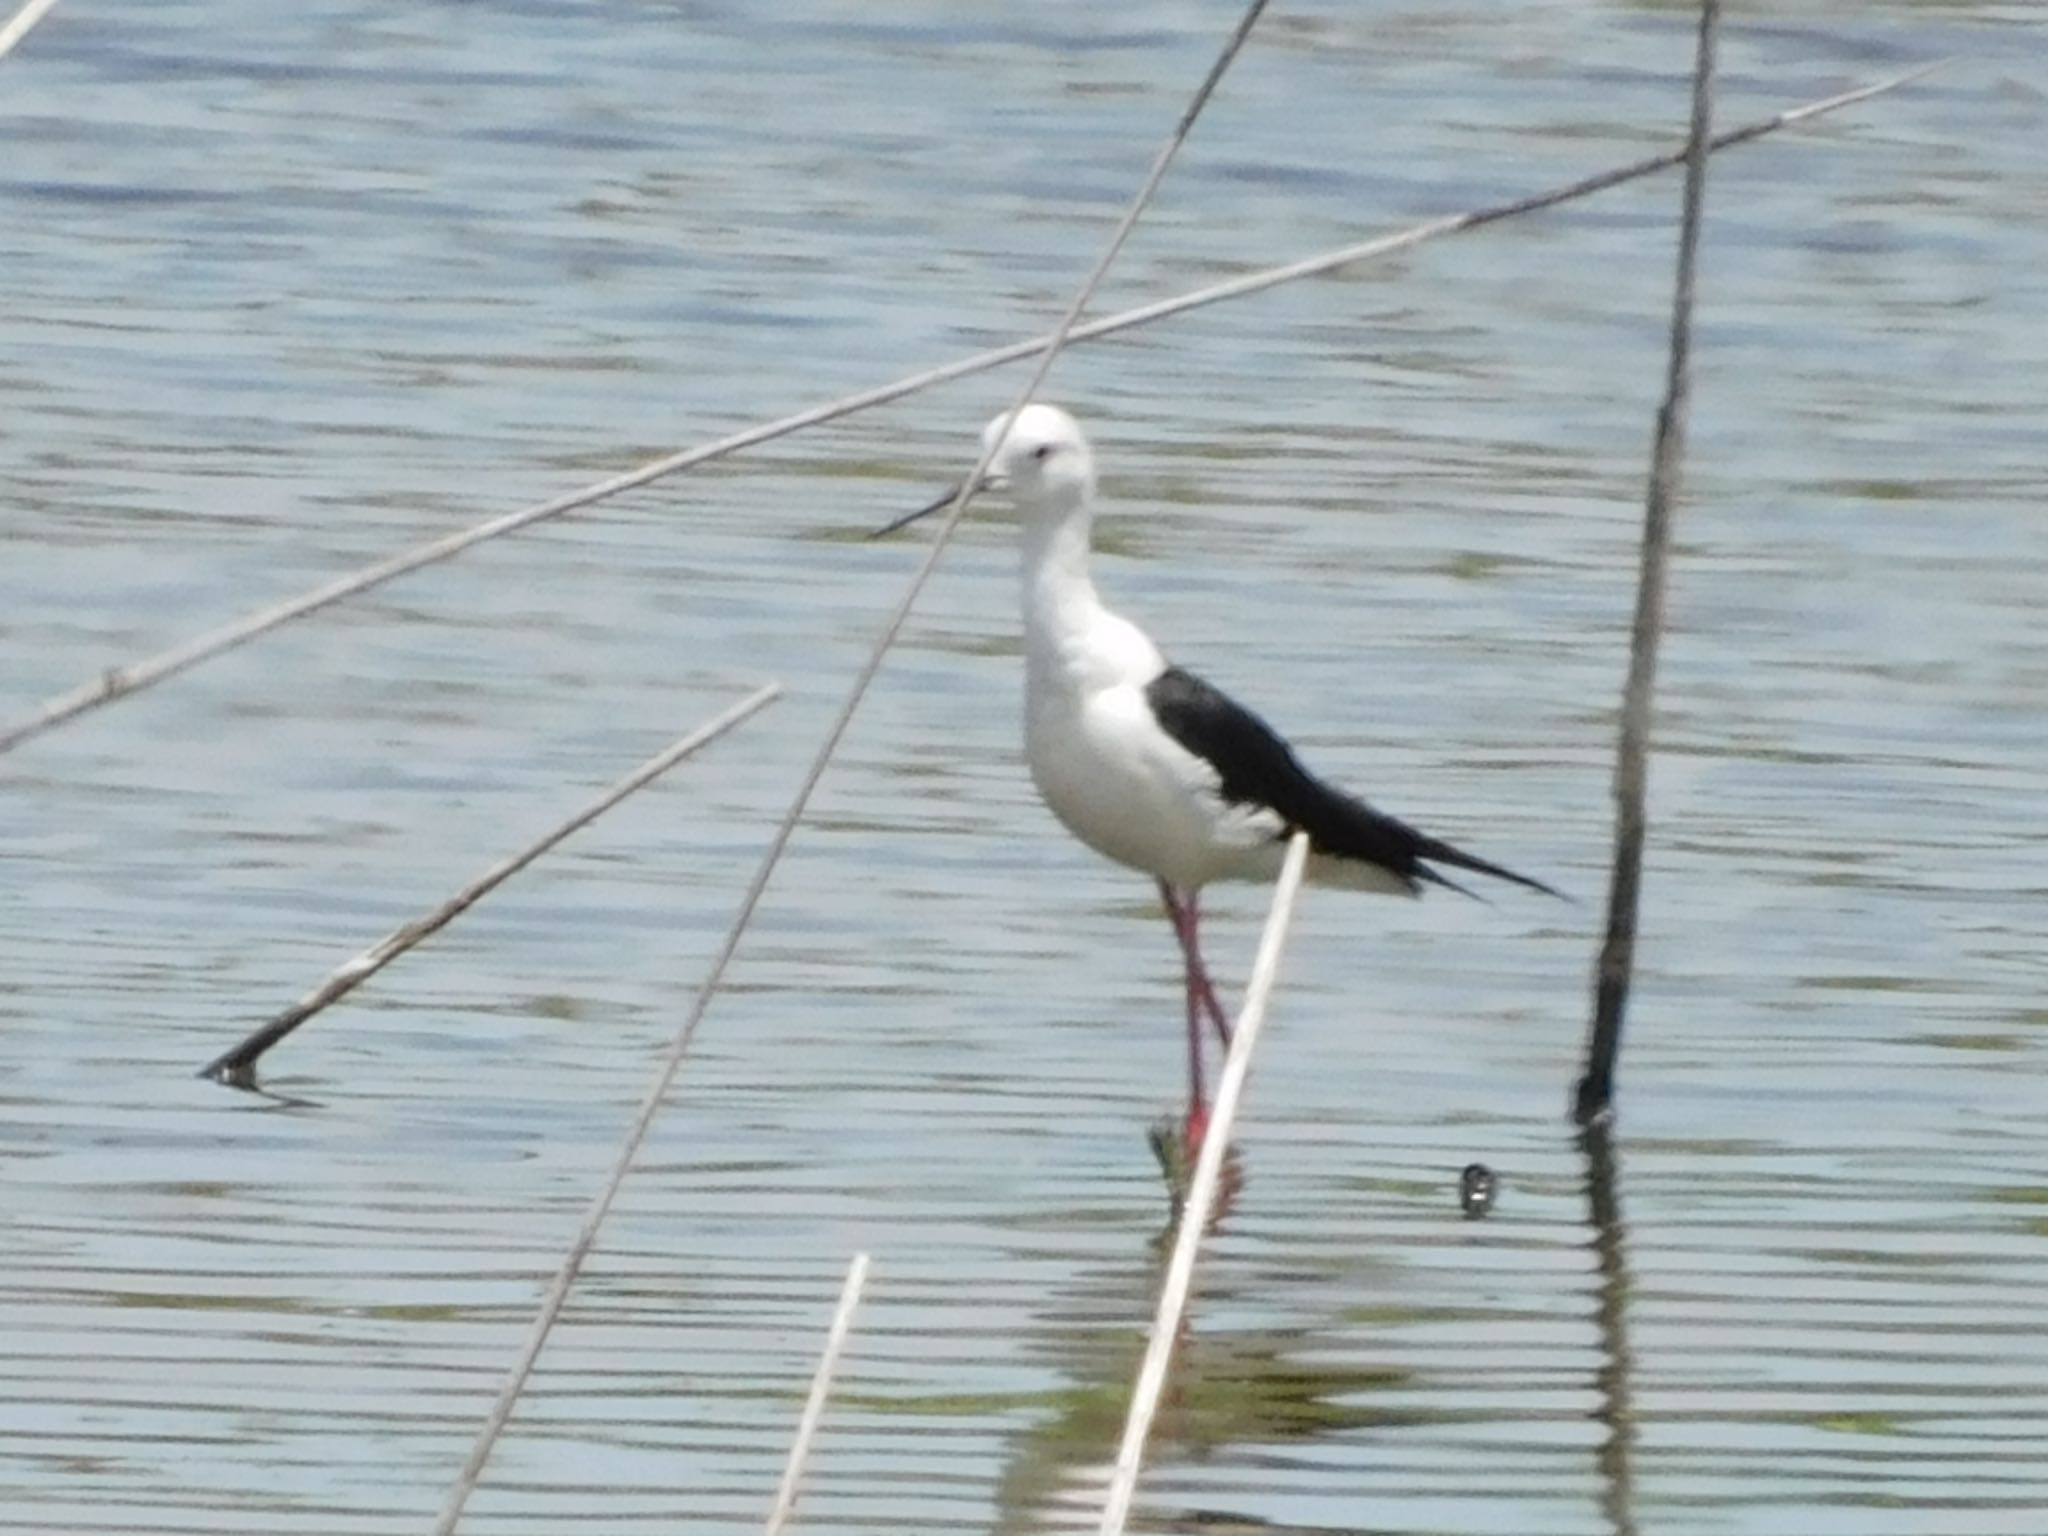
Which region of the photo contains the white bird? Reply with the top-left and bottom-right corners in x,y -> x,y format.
879,403 -> 1557,1146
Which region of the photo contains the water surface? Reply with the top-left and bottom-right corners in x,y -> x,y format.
2,3 -> 2044,1533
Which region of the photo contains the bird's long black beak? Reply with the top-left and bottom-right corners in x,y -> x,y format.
870,479 -> 975,540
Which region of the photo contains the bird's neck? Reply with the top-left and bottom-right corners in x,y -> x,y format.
1020,500 -> 1106,668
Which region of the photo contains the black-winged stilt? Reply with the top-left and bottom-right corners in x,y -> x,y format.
880,404 -> 1558,1148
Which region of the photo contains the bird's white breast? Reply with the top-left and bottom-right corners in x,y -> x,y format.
1023,615 -> 1280,889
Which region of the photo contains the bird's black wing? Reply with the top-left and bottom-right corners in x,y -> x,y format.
1144,665 -> 1559,899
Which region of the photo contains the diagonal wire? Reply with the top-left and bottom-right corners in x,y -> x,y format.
0,0 -> 60,63
0,62 -> 1935,760
426,5 -> 1275,1531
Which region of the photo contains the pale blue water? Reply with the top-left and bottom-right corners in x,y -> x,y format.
2,3 -> 2045,1534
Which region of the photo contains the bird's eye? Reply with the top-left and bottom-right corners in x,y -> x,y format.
1031,443 -> 1055,462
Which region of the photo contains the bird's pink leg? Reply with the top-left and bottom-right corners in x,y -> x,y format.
1179,889 -> 1234,1049
1160,882 -> 1241,1154
1159,881 -> 1206,1125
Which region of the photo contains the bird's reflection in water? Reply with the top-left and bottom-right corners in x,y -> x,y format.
982,1230 -> 1413,1535
897,1115 -> 1425,1532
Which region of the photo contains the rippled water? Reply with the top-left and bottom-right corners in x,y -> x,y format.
3,3 -> 2044,1533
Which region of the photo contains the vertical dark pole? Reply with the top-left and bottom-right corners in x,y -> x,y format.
1576,0 -> 1722,1125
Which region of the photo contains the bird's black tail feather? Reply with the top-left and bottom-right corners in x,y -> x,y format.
1411,832 -> 1563,901
1141,664 -> 1562,901
1280,775 -> 1563,903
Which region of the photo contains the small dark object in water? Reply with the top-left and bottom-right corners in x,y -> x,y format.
1459,1162 -> 1497,1219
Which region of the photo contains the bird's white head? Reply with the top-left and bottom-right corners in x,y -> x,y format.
979,403 -> 1096,513
871,401 -> 1098,541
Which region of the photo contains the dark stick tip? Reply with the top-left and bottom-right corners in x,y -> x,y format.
1572,1069 -> 1616,1127
198,1054 -> 261,1092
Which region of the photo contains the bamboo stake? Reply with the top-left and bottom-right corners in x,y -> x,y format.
763,1253 -> 871,1536
1098,832 -> 1310,1536
196,682 -> 780,1088
0,0 -> 59,63
428,4 -> 1273,1526
1577,0 -> 1722,1126
0,64 -> 1935,761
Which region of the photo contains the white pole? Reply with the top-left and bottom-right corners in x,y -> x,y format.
1099,832 -> 1311,1536
764,1253 -> 872,1536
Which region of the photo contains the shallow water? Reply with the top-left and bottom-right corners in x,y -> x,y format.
2,3 -> 2045,1533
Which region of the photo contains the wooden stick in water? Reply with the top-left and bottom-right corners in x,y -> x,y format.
1098,832 -> 1310,1536
196,681 -> 780,1088
763,1253 -> 871,1536
0,63 -> 1936,761
1577,0 -> 1722,1126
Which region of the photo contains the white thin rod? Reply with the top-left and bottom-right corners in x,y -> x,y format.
195,681 -> 781,1087
0,63 -> 1937,761
1099,832 -> 1311,1536
428,5 -> 1271,1529
0,0 -> 59,62
763,1252 -> 871,1536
